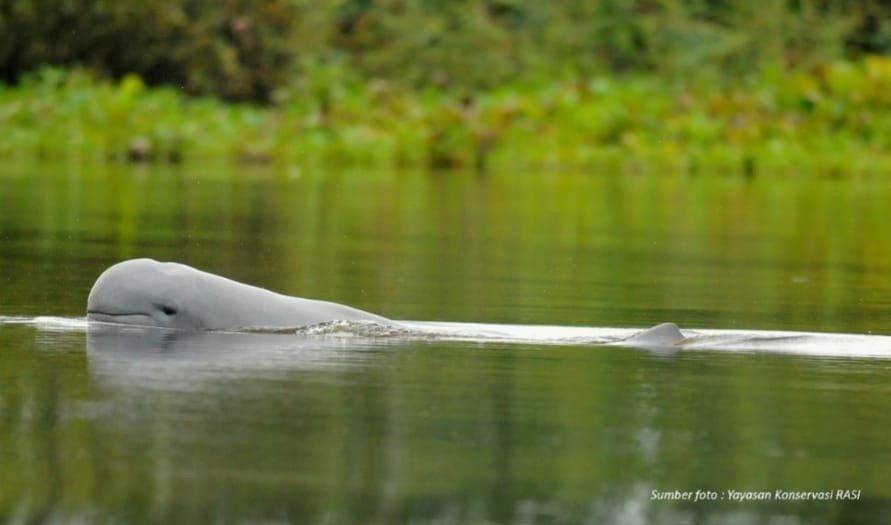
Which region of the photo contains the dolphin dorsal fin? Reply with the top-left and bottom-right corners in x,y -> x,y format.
624,322 -> 685,347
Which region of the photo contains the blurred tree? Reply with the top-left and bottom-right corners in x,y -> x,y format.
0,0 -> 294,102
2,0 -> 891,101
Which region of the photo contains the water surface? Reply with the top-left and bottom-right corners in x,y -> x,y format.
2,163 -> 891,524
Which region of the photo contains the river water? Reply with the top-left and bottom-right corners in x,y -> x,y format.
2,163 -> 891,524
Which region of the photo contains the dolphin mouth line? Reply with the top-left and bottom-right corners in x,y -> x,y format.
87,310 -> 156,324
88,310 -> 151,317
87,310 -> 173,331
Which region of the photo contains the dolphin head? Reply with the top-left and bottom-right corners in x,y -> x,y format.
88,258 -> 392,332
87,258 -> 210,331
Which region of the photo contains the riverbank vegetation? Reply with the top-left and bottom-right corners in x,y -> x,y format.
4,1 -> 891,174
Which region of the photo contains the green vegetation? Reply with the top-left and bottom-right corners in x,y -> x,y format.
5,58 -> 891,174
0,0 -> 295,102
4,1 -> 891,174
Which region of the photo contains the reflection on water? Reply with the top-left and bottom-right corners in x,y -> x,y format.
3,322 -> 891,523
85,323 -> 393,390
3,163 -> 891,333
3,163 -> 891,523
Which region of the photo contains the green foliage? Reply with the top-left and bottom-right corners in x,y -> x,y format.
0,0 -> 294,101
2,1 -> 891,99
3,1 -> 891,172
321,0 -> 873,89
5,58 -> 891,175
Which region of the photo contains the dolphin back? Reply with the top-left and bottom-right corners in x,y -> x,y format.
622,322 -> 686,347
190,268 -> 391,330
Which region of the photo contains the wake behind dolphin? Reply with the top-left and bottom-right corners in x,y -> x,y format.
7,314 -> 891,359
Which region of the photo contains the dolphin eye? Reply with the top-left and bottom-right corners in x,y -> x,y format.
160,305 -> 178,316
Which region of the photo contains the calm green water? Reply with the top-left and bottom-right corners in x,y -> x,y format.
2,163 -> 891,524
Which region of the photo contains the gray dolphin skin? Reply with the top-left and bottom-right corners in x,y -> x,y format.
87,258 -> 391,331
621,322 -> 686,347
87,258 -> 687,345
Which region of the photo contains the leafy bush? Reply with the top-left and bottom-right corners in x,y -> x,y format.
7,56 -> 891,175
4,1 -> 891,101
0,0 -> 294,102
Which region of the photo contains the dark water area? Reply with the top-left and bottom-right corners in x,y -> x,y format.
2,163 -> 891,524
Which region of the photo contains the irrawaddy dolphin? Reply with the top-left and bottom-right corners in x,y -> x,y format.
87,258 -> 686,346
87,258 -> 391,331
